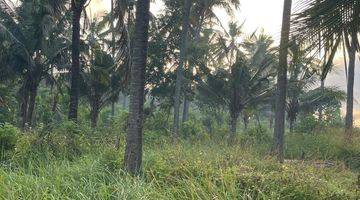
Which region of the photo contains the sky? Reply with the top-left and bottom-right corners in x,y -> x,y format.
89,0 -> 360,125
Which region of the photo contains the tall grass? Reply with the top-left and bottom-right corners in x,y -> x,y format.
0,122 -> 359,199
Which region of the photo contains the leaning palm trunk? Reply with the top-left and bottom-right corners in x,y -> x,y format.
124,0 -> 150,175
173,0 -> 191,137
273,0 -> 292,163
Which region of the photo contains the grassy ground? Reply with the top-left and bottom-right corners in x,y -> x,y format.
0,123 -> 359,199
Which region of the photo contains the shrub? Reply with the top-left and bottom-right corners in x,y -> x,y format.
144,111 -> 171,135
239,126 -> 272,150
0,123 -> 19,151
12,122 -> 92,167
286,128 -> 360,171
98,148 -> 123,172
0,123 -> 19,160
294,115 -> 319,133
180,120 -> 207,139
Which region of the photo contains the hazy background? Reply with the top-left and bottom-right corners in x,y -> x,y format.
90,0 -> 360,125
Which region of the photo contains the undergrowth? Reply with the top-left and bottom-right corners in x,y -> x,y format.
0,122 -> 359,199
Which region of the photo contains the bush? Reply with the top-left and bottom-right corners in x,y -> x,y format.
12,122 -> 92,167
286,128 -> 360,171
0,123 -> 19,151
98,148 -> 123,172
0,123 -> 19,160
338,144 -> 360,170
239,126 -> 272,150
144,111 -> 170,135
294,115 -> 319,133
180,120 -> 207,139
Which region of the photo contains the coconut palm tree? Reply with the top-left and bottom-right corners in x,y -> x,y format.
108,0 -> 134,115
293,0 -> 360,135
197,30 -> 276,143
286,41 -> 319,131
68,0 -> 89,121
0,0 -> 69,129
80,19 -> 122,128
173,0 -> 192,138
182,0 -> 240,122
273,0 -> 292,163
124,0 -> 151,175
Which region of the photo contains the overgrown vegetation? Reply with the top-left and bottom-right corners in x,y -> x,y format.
0,113 -> 359,199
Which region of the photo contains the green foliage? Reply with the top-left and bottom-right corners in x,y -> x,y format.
0,123 -> 19,160
294,115 -> 319,133
0,83 -> 18,124
0,124 -> 358,199
12,121 -> 91,167
286,128 -> 360,171
0,123 -> 18,151
144,111 -> 171,136
0,154 -> 162,199
180,119 -> 207,139
242,126 -> 272,145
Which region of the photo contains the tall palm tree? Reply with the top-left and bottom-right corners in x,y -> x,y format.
80,19 -> 121,128
124,0 -> 151,175
293,0 -> 360,135
286,41 -> 319,131
68,0 -> 88,121
344,32 -> 357,135
108,0 -> 133,116
198,30 -> 276,143
273,0 -> 292,163
0,0 -> 68,128
182,0 -> 240,122
173,0 -> 192,138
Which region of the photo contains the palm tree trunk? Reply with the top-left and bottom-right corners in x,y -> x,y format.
68,1 -> 84,121
124,0 -> 150,175
122,94 -> 127,108
19,81 -> 29,130
182,99 -> 190,122
255,114 -> 261,128
52,91 -> 58,113
229,114 -> 238,144
173,0 -> 191,137
345,40 -> 356,136
289,117 -> 295,133
110,0 -> 116,118
182,29 -> 201,123
243,114 -> 249,131
90,102 -> 100,128
26,82 -> 38,127
273,0 -> 292,163
111,102 -> 115,116
269,111 -> 274,129
318,79 -> 325,122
